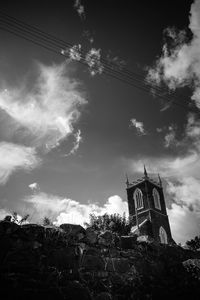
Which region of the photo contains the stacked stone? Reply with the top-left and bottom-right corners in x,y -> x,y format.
1,220 -> 200,300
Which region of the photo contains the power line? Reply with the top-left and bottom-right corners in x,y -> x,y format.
0,10 -> 198,116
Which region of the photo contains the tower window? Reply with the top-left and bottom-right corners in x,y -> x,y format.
153,188 -> 161,210
133,188 -> 143,210
159,226 -> 168,244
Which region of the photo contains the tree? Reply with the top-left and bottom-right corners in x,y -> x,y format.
186,235 -> 200,251
85,213 -> 131,236
12,212 -> 29,225
43,217 -> 53,226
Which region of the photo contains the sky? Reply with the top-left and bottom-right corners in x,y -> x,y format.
0,0 -> 199,244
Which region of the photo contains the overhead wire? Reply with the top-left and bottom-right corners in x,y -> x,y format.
0,10 -> 199,115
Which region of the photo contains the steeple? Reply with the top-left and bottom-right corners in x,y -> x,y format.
144,165 -> 148,179
125,173 -> 130,187
158,173 -> 162,187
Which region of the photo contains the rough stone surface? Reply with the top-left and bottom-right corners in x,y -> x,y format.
1,221 -> 200,299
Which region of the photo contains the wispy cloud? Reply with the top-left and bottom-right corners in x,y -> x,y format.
85,48 -> 104,76
24,192 -> 128,226
29,182 -> 40,193
0,62 -> 86,151
73,0 -> 85,20
164,125 -> 178,148
61,44 -> 82,61
64,129 -> 82,156
130,118 -> 146,135
0,142 -> 40,185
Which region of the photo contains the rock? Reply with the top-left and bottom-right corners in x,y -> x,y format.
119,236 -> 136,249
95,292 -> 112,300
183,259 -> 200,280
60,224 -> 86,241
81,254 -> 105,271
20,224 -> 45,242
86,227 -> 98,244
105,258 -> 130,273
0,220 -> 19,235
98,231 -> 113,246
63,281 -> 92,300
48,246 -> 81,272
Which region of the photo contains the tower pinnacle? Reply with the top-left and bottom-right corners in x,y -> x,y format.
144,165 -> 148,179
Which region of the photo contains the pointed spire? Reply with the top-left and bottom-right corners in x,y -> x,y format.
158,173 -> 162,187
125,173 -> 130,187
144,165 -> 148,179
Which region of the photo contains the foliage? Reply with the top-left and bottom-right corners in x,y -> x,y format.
85,213 -> 131,236
3,212 -> 29,225
186,236 -> 200,251
43,217 -> 53,226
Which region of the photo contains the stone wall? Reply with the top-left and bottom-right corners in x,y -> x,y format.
0,220 -> 200,300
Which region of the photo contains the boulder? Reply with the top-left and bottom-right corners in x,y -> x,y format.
81,254 -> 105,271
119,236 -> 136,249
98,231 -> 113,246
60,224 -> 86,241
0,220 -> 19,235
95,292 -> 112,300
20,224 -> 45,242
48,246 -> 82,271
105,258 -> 130,273
183,259 -> 200,280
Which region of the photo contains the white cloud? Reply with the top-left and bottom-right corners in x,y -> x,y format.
0,62 -> 86,151
24,192 -> 128,226
130,118 -> 146,135
85,48 -> 104,76
0,142 -> 40,185
29,182 -> 40,192
61,44 -> 82,61
73,0 -> 85,20
64,129 -> 82,156
164,125 -> 177,148
0,208 -> 11,220
146,0 -> 200,107
167,203 -> 200,244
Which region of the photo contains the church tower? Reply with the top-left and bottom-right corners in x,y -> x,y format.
126,166 -> 174,244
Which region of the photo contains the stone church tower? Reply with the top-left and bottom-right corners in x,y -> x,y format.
126,166 -> 174,244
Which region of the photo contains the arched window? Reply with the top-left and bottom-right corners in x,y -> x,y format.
153,188 -> 161,210
133,188 -> 143,210
159,226 -> 168,244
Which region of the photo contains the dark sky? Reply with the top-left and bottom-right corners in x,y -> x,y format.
0,0 -> 198,243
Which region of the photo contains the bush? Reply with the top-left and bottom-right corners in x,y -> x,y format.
85,213 -> 131,236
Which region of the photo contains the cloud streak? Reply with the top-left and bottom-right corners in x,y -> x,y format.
130,118 -> 146,135
0,142 -> 40,185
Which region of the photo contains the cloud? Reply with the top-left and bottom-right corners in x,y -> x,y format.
0,208 -> 11,220
164,125 -> 178,148
73,0 -> 85,20
85,48 -> 104,76
61,44 -> 82,61
167,203 -> 200,244
0,142 -> 40,185
24,192 -> 128,226
130,118 -> 146,135
0,62 -> 86,151
29,182 -> 40,192
106,53 -> 126,70
64,129 -> 82,156
146,0 -> 200,107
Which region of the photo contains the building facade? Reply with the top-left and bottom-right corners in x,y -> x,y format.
126,167 -> 174,244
